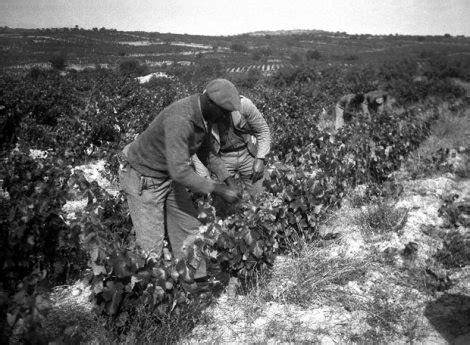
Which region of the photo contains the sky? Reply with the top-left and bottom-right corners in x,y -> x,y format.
0,0 -> 469,37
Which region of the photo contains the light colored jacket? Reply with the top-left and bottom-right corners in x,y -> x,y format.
192,95 -> 271,177
211,96 -> 270,158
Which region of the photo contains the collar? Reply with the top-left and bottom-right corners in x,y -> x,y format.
190,94 -> 208,132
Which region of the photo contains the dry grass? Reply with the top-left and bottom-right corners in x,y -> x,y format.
116,300 -> 215,345
406,105 -> 470,178
355,200 -> 408,236
262,240 -> 369,307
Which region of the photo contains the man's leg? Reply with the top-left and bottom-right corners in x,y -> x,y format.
119,165 -> 170,256
237,149 -> 264,196
165,182 -> 207,278
335,104 -> 344,130
209,151 -> 240,217
165,182 -> 202,258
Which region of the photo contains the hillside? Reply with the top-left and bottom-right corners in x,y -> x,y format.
1,27 -> 470,78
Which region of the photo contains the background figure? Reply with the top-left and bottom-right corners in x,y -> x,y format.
193,95 -> 271,196
364,90 -> 393,115
119,79 -> 242,278
335,90 -> 394,130
334,93 -> 366,130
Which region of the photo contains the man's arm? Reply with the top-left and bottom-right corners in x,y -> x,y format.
240,97 -> 271,159
196,133 -> 231,182
164,117 -> 218,194
361,99 -> 371,120
165,116 -> 240,203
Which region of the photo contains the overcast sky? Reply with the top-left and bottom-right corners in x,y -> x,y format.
0,0 -> 469,36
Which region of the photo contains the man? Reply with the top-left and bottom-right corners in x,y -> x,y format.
119,79 -> 242,270
334,93 -> 366,130
334,90 -> 392,130
364,90 -> 392,115
192,95 -> 271,195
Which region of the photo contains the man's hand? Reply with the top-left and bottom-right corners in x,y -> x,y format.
224,176 -> 239,190
224,176 -> 242,200
213,183 -> 241,203
251,158 -> 265,183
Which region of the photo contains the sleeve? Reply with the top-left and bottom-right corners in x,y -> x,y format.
164,116 -> 217,194
361,99 -> 370,117
191,154 -> 211,178
240,97 -> 271,159
196,133 -> 231,182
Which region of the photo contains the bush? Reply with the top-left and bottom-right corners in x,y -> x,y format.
230,43 -> 249,53
306,49 -> 321,61
49,52 -> 67,70
119,59 -> 148,76
0,150 -> 86,341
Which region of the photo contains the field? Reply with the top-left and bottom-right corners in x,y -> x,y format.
0,27 -> 469,343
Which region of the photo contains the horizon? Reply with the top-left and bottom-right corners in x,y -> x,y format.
0,0 -> 469,37
1,26 -> 468,39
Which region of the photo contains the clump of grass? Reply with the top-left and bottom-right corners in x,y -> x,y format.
264,241 -> 369,307
45,283 -> 217,344
360,284 -> 427,344
434,230 -> 470,269
355,200 -> 408,236
347,185 -> 370,208
263,318 -> 323,343
406,106 -> 470,178
115,297 -> 215,344
433,106 -> 470,146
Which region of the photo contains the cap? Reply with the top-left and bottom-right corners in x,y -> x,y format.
205,79 -> 241,112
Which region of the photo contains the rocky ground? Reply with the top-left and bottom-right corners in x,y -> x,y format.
184,153 -> 470,344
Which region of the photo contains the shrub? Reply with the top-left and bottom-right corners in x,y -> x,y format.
230,43 -> 249,53
49,52 -> 67,70
119,59 -> 148,76
306,49 -> 321,61
355,200 -> 408,235
434,231 -> 470,268
0,150 -> 86,341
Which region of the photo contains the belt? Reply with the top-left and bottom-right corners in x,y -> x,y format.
220,145 -> 246,153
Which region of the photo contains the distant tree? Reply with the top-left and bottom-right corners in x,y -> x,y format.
290,52 -> 302,64
193,58 -> 223,81
345,54 -> 358,61
49,52 -> 67,70
119,59 -> 148,76
92,27 -> 98,32
230,43 -> 249,53
260,47 -> 272,56
235,68 -> 262,89
252,50 -> 262,61
149,32 -> 158,42
29,67 -> 46,80
306,49 -> 321,61
444,33 -> 452,38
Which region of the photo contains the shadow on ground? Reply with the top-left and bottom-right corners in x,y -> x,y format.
424,293 -> 470,344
